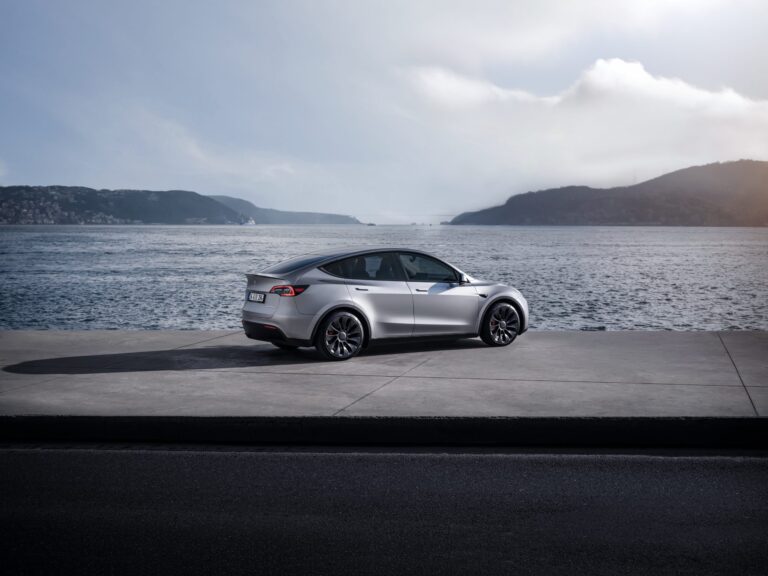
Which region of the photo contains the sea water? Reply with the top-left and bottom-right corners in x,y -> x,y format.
1,225 -> 766,330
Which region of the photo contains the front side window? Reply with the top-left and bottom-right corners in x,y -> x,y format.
398,253 -> 458,283
321,252 -> 403,281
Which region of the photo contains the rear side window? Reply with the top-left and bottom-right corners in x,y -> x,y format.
321,253 -> 404,281
398,253 -> 458,282
263,255 -> 327,275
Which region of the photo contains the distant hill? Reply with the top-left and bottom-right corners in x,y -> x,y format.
209,195 -> 361,224
0,186 -> 245,225
450,160 -> 768,226
0,186 -> 361,225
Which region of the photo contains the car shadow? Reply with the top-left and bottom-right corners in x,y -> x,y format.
3,338 -> 486,375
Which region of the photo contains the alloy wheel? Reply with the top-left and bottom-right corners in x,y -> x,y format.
323,314 -> 363,359
489,304 -> 519,345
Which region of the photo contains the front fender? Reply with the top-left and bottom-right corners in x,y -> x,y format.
476,290 -> 529,334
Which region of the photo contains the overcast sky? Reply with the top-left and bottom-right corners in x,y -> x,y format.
1,0 -> 767,222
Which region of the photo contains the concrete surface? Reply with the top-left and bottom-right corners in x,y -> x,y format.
3,447 -> 767,576
0,330 -> 765,417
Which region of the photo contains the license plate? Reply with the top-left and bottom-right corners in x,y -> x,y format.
248,292 -> 266,303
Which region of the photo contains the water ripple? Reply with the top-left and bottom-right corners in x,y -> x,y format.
0,225 -> 766,331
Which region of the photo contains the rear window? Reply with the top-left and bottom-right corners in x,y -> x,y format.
262,255 -> 327,275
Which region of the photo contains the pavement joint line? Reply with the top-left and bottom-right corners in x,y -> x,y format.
331,357 -> 433,416
330,376 -> 400,416
717,332 -> 759,416
202,368 -> 409,378
0,374 -> 62,396
192,368 -> 746,388
347,373 -> 745,388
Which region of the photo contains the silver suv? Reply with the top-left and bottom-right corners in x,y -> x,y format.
242,247 -> 528,360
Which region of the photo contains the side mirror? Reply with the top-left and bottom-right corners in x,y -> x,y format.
459,275 -> 470,285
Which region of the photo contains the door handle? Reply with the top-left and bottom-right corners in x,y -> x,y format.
415,288 -> 428,292
355,287 -> 369,291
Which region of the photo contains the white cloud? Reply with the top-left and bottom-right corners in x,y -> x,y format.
411,67 -> 555,107
567,59 -> 756,115
405,58 -> 768,211
414,58 -> 759,112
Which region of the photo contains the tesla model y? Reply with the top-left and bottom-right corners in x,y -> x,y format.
242,248 -> 528,360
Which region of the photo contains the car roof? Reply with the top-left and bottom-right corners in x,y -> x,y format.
260,247 -> 445,276
306,246 -> 435,260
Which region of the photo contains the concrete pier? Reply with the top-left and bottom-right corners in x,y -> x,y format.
0,330 -> 765,417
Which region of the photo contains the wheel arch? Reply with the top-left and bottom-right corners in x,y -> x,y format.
479,296 -> 525,334
310,305 -> 372,348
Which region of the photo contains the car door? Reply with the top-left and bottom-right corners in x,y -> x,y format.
397,252 -> 479,336
321,252 -> 414,338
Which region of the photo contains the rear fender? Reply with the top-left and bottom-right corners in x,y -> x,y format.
310,303 -> 372,348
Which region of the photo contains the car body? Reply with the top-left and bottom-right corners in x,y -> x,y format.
242,247 -> 528,359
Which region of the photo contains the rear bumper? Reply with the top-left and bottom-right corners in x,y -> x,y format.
242,320 -> 312,347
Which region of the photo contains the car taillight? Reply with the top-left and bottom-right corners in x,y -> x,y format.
269,285 -> 308,297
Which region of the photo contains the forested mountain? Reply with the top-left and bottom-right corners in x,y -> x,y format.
450,160 -> 768,226
0,186 -> 360,225
209,195 -> 360,224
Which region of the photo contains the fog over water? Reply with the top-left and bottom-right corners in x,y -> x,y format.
1,225 -> 766,331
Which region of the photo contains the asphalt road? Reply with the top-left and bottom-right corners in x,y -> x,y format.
2,447 -> 767,575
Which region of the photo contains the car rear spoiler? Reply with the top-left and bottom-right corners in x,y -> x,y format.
245,273 -> 284,282
245,273 -> 287,290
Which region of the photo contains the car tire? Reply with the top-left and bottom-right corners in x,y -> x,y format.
315,311 -> 365,361
480,302 -> 520,347
272,342 -> 299,351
